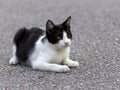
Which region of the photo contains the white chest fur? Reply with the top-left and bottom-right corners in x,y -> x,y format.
47,47 -> 70,64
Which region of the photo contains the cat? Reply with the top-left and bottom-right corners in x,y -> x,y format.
9,16 -> 79,72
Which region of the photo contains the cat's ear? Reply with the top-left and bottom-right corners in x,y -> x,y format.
46,20 -> 55,31
62,16 -> 71,28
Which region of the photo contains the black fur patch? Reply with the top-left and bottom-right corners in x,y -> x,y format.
14,27 -> 45,62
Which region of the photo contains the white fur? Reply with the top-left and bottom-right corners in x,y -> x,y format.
9,44 -> 18,65
63,31 -> 71,45
9,32 -> 79,72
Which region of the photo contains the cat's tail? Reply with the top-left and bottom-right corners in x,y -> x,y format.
13,27 -> 28,46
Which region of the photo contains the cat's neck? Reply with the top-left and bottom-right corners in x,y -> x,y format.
48,42 -> 69,51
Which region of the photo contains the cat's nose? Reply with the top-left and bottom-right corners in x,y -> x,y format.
65,42 -> 69,46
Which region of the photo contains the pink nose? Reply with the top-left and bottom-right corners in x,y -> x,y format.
65,42 -> 69,46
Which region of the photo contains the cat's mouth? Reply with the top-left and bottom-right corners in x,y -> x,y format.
63,44 -> 71,47
54,44 -> 70,49
64,44 -> 70,47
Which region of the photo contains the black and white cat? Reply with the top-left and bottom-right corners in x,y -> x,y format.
9,16 -> 79,72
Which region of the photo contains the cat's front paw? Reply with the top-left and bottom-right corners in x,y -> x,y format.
71,61 -> 79,67
59,65 -> 70,72
67,61 -> 79,67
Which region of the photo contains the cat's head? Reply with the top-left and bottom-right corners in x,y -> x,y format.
46,16 -> 72,48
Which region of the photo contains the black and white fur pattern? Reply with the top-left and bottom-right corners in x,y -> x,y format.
9,16 -> 79,72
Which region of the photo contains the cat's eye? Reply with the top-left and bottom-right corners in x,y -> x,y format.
67,34 -> 71,38
56,36 -> 61,40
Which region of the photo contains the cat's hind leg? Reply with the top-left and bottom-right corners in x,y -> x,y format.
9,56 -> 18,65
9,44 -> 19,65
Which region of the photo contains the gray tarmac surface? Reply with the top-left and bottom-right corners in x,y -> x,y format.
0,0 -> 120,90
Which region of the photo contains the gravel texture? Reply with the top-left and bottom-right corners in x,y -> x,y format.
0,0 -> 120,90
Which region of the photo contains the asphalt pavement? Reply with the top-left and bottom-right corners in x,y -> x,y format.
0,0 -> 120,90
